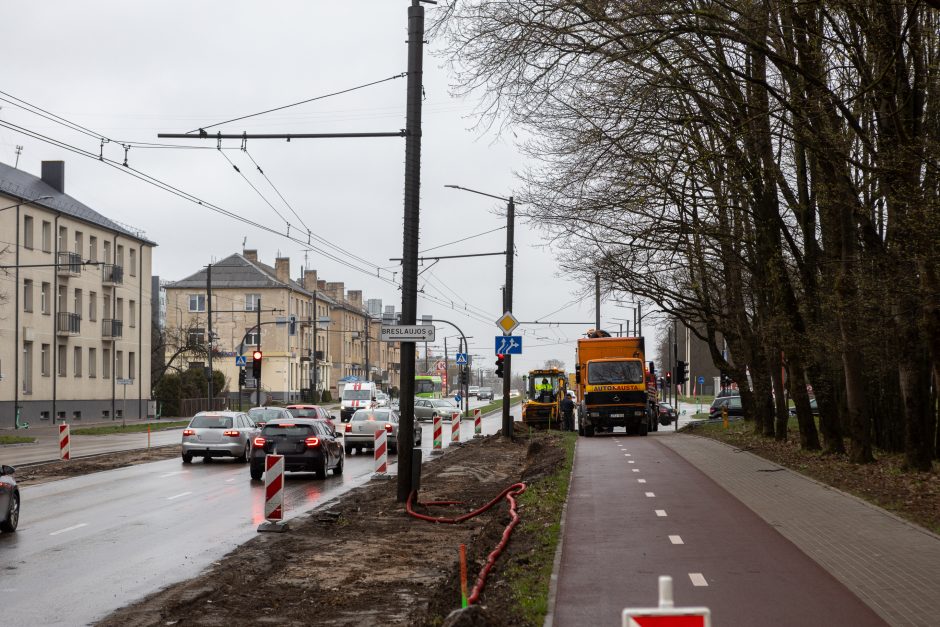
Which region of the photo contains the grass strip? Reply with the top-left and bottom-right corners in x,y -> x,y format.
0,435 -> 36,445
71,421 -> 189,436
475,395 -> 522,416
505,431 -> 577,624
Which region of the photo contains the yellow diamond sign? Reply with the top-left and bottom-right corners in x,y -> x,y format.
496,311 -> 519,335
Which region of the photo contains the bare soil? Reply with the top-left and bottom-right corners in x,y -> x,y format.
97,430 -> 569,627
689,420 -> 940,534
13,445 -> 182,486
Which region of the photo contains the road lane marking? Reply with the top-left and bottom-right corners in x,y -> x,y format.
632,469 -> 640,472
167,491 -> 193,500
628,460 -> 635,464
638,479 -> 647,483
624,453 -> 631,456
669,535 -> 684,544
689,573 -> 708,587
645,492 -> 655,497
225,478 -> 236,483
655,510 -> 667,517
50,523 -> 88,536
160,471 -> 189,478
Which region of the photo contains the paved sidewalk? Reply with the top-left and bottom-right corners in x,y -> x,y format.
659,434 -> 940,627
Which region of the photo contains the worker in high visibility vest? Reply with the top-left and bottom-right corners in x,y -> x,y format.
536,378 -> 554,402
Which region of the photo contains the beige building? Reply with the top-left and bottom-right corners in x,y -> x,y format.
0,160 -> 155,425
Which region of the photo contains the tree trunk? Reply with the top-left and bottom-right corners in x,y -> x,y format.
788,355 -> 821,450
770,349 -> 790,441
807,361 -> 845,455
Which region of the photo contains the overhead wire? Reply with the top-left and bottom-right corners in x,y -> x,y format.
419,225 -> 506,254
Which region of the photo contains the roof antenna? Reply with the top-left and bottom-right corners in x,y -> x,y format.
242,236 -> 247,250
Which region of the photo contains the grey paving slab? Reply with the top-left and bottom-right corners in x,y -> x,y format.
659,434 -> 940,627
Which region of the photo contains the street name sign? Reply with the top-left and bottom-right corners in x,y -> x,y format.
455,353 -> 468,365
380,325 -> 435,343
116,378 -> 133,385
496,311 -> 519,335
495,336 -> 523,355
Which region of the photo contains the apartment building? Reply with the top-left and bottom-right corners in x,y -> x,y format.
0,160 -> 156,426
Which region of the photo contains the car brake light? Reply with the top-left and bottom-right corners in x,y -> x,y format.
183,429 -> 196,436
253,437 -> 266,447
345,423 -> 352,432
385,423 -> 393,433
305,437 -> 320,448
277,423 -> 296,427
223,430 -> 240,437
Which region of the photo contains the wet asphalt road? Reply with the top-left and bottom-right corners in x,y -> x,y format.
0,400 -> 511,626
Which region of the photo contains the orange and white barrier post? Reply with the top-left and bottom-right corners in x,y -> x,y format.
432,415 -> 443,454
258,454 -> 288,532
451,411 -> 461,444
374,429 -> 388,475
473,408 -> 483,438
59,423 -> 70,460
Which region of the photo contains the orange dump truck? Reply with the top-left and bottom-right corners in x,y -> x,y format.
575,334 -> 658,436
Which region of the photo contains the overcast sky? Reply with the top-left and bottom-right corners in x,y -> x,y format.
0,0 -> 658,375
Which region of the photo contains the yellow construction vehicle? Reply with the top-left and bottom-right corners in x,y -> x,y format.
521,368 -> 571,430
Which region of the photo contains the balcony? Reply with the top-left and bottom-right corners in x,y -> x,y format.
56,311 -> 81,336
57,252 -> 82,277
102,264 -> 124,286
102,318 -> 123,339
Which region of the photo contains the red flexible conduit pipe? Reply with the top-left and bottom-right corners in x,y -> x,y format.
406,482 -> 527,605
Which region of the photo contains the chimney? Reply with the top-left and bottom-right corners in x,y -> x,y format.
275,257 -> 290,284
317,279 -> 326,290
243,249 -> 258,262
325,282 -> 345,302
347,290 -> 363,308
304,269 -> 318,291
41,161 -> 65,194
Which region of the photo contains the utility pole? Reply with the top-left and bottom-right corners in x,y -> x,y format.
638,301 -> 643,337
312,290 -> 318,401
207,263 -> 214,407
595,272 -> 601,329
673,317 -> 678,409
444,336 -> 449,395
502,196 -> 515,439
397,0 -> 426,503
257,297 -> 262,407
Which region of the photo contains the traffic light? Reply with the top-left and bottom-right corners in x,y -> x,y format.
676,360 -> 687,385
665,371 -> 672,388
252,350 -> 263,378
238,368 -> 246,387
495,354 -> 505,378
460,368 -> 469,385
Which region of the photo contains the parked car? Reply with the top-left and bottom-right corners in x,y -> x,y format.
716,387 -> 739,399
375,392 -> 390,408
250,418 -> 344,480
1,464 -> 19,533
789,398 -> 819,416
709,396 -> 744,420
414,398 -> 459,421
478,387 -> 494,401
248,406 -> 293,427
286,404 -> 337,432
657,403 -> 677,426
181,411 -> 260,464
343,408 -> 421,454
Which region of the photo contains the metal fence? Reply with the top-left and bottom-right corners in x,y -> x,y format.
179,397 -> 227,417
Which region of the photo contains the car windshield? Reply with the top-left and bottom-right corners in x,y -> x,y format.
479,388 -> 492,394
249,409 -> 282,421
342,389 -> 373,401
376,393 -> 388,400
262,423 -> 314,437
288,408 -> 318,418
190,415 -> 233,429
587,361 -> 644,385
415,379 -> 441,395
352,410 -> 394,422
432,399 -> 455,407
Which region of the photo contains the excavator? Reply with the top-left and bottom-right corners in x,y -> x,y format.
521,367 -> 572,430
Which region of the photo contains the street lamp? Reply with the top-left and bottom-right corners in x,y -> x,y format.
0,195 -> 53,212
444,184 -> 516,439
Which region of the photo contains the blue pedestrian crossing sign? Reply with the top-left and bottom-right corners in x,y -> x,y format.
235,355 -> 247,367
495,336 -> 523,355
455,353 -> 468,365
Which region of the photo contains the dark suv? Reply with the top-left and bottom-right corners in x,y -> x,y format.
250,418 -> 344,481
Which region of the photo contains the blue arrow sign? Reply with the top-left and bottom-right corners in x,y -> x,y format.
235,355 -> 247,367
455,353 -> 468,365
454,394 -> 462,404
495,336 -> 523,355
697,375 -> 705,385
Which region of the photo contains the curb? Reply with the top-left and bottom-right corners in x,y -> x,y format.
12,443 -> 180,469
543,436 -> 578,627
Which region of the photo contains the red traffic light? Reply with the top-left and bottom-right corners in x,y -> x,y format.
252,350 -> 263,361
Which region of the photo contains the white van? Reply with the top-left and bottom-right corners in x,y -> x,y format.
340,382 -> 378,422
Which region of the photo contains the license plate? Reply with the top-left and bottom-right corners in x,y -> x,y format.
611,413 -> 624,418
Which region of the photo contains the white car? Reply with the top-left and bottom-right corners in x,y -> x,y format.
375,392 -> 390,408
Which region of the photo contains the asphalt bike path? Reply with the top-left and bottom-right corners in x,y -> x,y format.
553,432 -> 885,626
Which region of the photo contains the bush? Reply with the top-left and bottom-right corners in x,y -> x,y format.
320,390 -> 332,403
390,386 -> 400,399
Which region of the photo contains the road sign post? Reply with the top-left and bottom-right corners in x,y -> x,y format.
622,576 -> 711,627
117,378 -> 133,427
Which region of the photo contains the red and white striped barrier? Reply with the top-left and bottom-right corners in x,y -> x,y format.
374,429 -> 388,474
59,423 -> 70,460
473,408 -> 482,437
451,412 -> 461,444
264,454 -> 285,522
432,415 -> 443,453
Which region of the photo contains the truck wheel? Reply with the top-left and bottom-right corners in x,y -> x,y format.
639,422 -> 649,436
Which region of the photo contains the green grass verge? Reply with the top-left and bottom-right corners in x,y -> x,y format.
0,435 -> 36,445
71,420 -> 189,436
505,431 -> 577,624
474,395 -> 522,416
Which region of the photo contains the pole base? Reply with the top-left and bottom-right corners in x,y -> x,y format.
257,521 -> 289,533
430,448 -> 444,456
473,434 -> 483,439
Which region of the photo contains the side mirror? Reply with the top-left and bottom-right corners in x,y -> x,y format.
1,465 -> 15,476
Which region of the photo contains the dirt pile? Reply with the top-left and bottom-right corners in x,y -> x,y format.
98,433 -> 569,627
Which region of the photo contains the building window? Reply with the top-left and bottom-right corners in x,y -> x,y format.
116,298 -> 124,321
189,327 -> 205,345
116,350 -> 123,379
89,236 -> 97,262
116,244 -> 124,268
41,282 -> 50,315
57,344 -> 67,377
42,221 -> 52,252
129,352 -> 136,380
58,226 -> 67,252
74,346 -> 82,377
189,294 -> 206,312
74,231 -> 83,256
89,347 -> 97,378
23,279 -> 33,313
129,249 -> 137,276
245,328 -> 260,346
129,300 -> 136,327
41,344 -> 50,377
22,342 -> 33,394
245,293 -> 261,311
103,348 -> 111,379
74,289 -> 83,317
103,240 -> 111,264
89,291 -> 97,321
23,215 -> 34,249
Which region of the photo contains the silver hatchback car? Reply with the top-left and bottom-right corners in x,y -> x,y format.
181,411 -> 259,464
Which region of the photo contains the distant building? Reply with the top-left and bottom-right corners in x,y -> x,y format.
366,298 -> 383,317
0,160 -> 156,425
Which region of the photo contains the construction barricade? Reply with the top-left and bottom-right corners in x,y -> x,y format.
59,423 -> 70,460
374,429 -> 388,475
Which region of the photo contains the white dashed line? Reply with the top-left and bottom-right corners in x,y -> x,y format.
689,573 -> 708,586
225,478 -> 236,483
669,535 -> 684,544
655,510 -> 667,517
167,491 -> 193,500
638,479 -> 647,483
628,461 -> 635,464
624,453 -> 632,456
160,471 -> 189,478
645,492 -> 656,498
632,469 -> 640,472
50,523 -> 88,536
